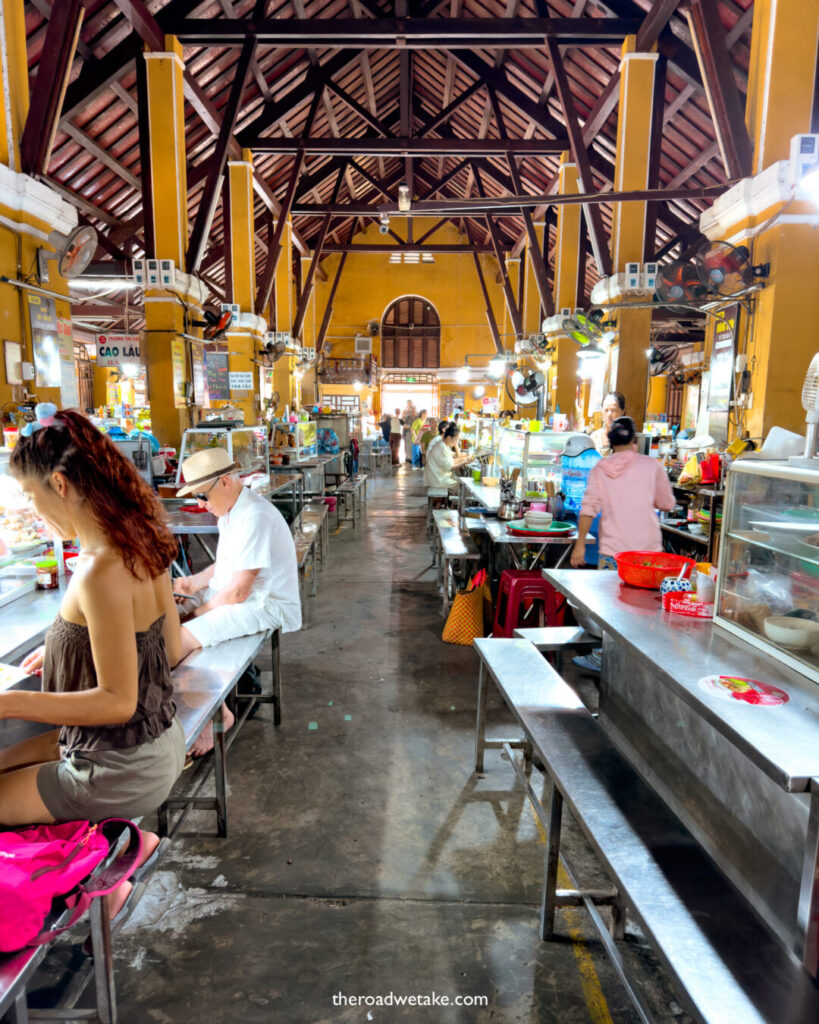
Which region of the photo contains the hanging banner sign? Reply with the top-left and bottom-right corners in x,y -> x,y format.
229,371 -> 254,392
57,317 -> 79,409
97,333 -> 141,368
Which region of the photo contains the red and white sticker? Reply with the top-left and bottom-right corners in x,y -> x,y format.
698,675 -> 789,707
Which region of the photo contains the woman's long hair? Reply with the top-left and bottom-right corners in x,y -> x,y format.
10,410 -> 177,580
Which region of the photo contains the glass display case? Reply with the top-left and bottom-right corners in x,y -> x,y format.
490,427 -> 590,496
0,450 -> 51,566
272,421 -> 317,462
175,426 -> 269,487
714,460 -> 819,683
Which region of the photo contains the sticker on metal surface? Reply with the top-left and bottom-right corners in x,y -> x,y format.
698,675 -> 789,706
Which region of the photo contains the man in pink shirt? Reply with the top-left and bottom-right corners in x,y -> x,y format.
571,416 -> 675,569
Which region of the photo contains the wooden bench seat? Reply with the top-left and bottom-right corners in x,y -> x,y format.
473,638 -> 819,1024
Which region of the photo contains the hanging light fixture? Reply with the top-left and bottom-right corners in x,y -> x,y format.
397,184 -> 411,213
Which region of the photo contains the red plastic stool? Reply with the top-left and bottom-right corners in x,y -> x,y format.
491,570 -> 567,638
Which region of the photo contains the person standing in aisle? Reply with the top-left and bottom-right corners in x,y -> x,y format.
590,391 -> 626,457
379,411 -> 391,444
571,416 -> 675,569
411,408 -> 427,469
401,402 -> 416,463
389,409 -> 403,465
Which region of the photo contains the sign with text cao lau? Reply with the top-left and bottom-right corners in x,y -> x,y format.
97,333 -> 141,368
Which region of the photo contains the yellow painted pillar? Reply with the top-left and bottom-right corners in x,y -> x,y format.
610,36 -> 658,428
699,0 -> 819,441
143,38 -> 189,445
746,0 -> 819,176
225,152 -> 259,425
522,224 -> 546,336
0,0 -> 28,172
505,256 -> 520,346
552,154 -> 581,419
0,0 -> 76,414
274,215 -> 293,333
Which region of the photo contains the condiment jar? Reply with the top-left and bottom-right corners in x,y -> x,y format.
35,559 -> 59,590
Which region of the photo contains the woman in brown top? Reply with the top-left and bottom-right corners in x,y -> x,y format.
0,408 -> 184,853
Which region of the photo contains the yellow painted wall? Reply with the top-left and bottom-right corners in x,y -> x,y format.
646,374 -> 668,418
310,218 -> 509,369
0,243 -> 72,414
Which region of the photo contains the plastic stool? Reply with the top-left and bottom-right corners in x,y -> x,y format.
491,570 -> 567,639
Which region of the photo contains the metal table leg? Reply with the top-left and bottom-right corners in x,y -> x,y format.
213,704 -> 228,837
270,628 -> 282,726
89,895 -> 117,1024
474,662 -> 488,773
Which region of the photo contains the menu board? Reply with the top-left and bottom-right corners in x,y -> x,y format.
171,337 -> 186,408
27,294 -> 61,388
57,317 -> 79,409
707,305 -> 737,413
205,349 -> 229,402
190,341 -> 207,407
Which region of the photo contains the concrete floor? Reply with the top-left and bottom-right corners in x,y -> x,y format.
32,466 -> 690,1023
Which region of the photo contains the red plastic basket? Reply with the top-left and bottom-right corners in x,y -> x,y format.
615,551 -> 696,589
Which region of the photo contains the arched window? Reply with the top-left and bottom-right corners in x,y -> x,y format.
381,296 -> 440,368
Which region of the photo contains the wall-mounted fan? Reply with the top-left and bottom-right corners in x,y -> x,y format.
563,311 -> 617,349
38,225 -> 98,283
191,309 -> 233,339
695,241 -> 769,297
655,262 -> 706,303
508,369 -> 545,405
366,319 -> 381,336
648,345 -> 679,376
801,351 -> 819,458
259,340 -> 288,365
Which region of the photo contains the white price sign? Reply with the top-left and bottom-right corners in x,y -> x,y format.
97,333 -> 141,368
229,371 -> 254,392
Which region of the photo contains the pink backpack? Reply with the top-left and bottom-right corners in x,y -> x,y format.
0,819 -> 142,953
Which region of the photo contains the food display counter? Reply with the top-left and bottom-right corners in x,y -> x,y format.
544,566 -> 819,978
0,450 -> 51,567
175,425 -> 269,488
714,460 -> 818,682
490,426 -> 589,496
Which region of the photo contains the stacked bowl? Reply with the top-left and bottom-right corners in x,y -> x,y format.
524,506 -> 553,531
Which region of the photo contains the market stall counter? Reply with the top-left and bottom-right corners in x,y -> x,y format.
544,567 -> 819,978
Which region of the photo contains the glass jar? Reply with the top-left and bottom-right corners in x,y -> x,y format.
35,559 -> 59,590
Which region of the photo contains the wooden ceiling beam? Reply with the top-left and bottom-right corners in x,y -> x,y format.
187,36 -> 258,273
686,0 -> 752,179
544,34 -> 611,278
250,138 -> 569,155
167,17 -> 643,48
20,0 -> 84,176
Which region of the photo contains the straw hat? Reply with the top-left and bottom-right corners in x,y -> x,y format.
176,448 -> 240,497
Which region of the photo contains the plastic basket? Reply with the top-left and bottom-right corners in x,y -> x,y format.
615,551 -> 695,589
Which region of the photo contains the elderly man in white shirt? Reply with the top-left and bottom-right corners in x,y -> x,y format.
173,448 -> 301,753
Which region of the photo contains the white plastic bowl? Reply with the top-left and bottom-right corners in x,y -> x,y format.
763,616 -> 819,650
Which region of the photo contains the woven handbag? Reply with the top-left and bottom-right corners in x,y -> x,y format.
442,570 -> 489,645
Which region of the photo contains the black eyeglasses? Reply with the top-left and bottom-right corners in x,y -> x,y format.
192,480 -> 219,502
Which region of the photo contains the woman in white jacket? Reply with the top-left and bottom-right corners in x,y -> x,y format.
424,423 -> 472,493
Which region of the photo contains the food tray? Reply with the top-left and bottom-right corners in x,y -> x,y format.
506,519 -> 573,538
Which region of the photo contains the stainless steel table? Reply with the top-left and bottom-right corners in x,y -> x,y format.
482,519 -> 576,571
544,567 -> 819,977
458,478 -> 501,514
0,584 -> 65,663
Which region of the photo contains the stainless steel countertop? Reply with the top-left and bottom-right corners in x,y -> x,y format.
461,479 -> 501,511
0,584 -> 66,663
165,511 -> 219,535
484,519 -> 577,546
544,569 -> 819,792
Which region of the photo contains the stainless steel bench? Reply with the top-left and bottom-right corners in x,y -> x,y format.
432,509 -> 480,617
473,637 -> 819,1024
0,629 -> 279,1024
